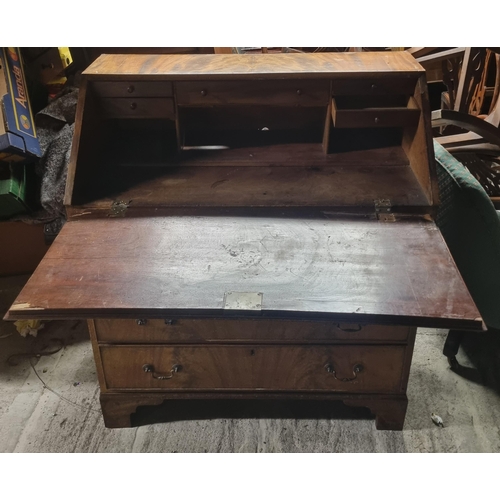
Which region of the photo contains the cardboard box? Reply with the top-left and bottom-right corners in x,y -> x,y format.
0,47 -> 41,163
0,221 -> 49,276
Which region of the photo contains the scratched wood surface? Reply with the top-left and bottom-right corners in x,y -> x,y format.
7,217 -> 481,329
99,344 -> 407,392
83,52 -> 424,80
71,163 -> 429,209
93,318 -> 411,344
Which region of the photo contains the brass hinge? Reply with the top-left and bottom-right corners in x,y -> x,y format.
374,199 -> 396,222
108,200 -> 131,217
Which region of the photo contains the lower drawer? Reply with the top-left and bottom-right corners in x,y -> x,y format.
100,344 -> 406,393
93,318 -> 411,344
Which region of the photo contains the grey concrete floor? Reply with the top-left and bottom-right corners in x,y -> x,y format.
1,274 -> 500,452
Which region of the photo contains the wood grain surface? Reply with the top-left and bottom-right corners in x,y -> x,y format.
175,80 -> 330,106
99,344 -> 407,393
83,53 -> 424,81
93,318 -> 411,344
71,163 -> 429,209
7,217 -> 481,328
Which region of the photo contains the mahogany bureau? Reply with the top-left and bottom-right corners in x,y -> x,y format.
6,52 -> 482,429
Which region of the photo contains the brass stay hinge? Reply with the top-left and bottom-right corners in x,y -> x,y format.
374,199 -> 396,222
108,200 -> 131,217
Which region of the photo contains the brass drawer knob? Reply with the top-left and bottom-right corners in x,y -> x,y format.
325,363 -> 363,382
143,363 -> 182,380
127,85 -> 135,93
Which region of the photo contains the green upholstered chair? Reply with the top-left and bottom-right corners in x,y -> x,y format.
434,140 -> 500,369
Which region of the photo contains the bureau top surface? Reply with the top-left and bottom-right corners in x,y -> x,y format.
7,216 -> 481,329
83,52 -> 424,80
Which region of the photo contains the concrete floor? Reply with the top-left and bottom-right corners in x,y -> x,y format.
1,274 -> 500,452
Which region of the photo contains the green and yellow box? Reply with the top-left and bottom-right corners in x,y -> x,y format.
0,47 -> 41,164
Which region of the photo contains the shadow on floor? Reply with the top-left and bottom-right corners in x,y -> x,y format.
459,331 -> 500,393
132,399 -> 374,427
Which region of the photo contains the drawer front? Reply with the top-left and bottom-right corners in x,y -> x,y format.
332,77 -> 417,96
100,345 -> 406,392
94,318 -> 411,344
99,98 -> 175,119
92,81 -> 173,97
331,96 -> 420,128
175,80 -> 330,106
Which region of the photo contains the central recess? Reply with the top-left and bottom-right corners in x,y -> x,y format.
179,106 -> 325,149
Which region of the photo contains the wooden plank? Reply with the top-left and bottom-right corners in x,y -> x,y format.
431,109 -> 500,148
402,75 -> 439,206
406,48 -> 438,58
87,320 -> 108,391
64,78 -> 88,206
6,217 -> 482,329
416,47 -> 465,65
322,99 -> 332,154
102,142 -> 410,167
435,131 -> 484,147
69,163 -> 430,210
83,53 -> 424,81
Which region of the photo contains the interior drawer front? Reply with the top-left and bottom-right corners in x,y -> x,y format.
94,318 -> 411,344
331,96 -> 420,128
99,98 -> 175,119
175,80 -> 330,106
100,345 -> 406,392
332,77 -> 417,96
92,81 -> 173,97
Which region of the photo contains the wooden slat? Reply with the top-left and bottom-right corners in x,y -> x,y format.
416,47 -> 465,65
69,163 -> 430,210
402,75 -> 439,206
103,142 -> 409,167
406,48 -> 438,58
6,217 -> 482,329
83,53 -> 424,81
431,109 -> 500,148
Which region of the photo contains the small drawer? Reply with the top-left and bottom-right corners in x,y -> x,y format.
332,77 -> 417,96
99,98 -> 175,119
331,96 -> 420,128
92,81 -> 173,97
93,318 -> 411,344
100,344 -> 407,392
175,80 -> 330,107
